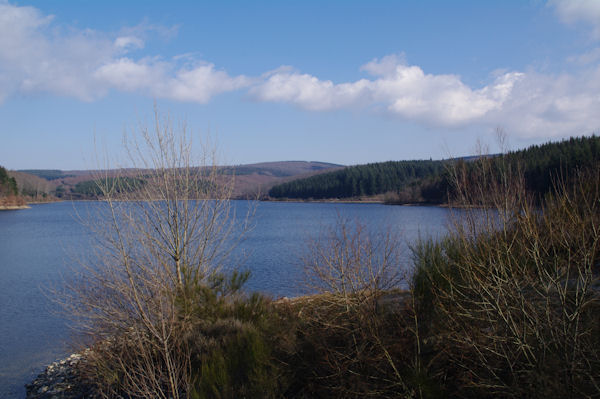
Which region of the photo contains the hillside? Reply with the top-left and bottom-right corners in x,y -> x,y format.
508,135 -> 600,195
227,161 -> 344,198
268,135 -> 600,203
16,161 -> 343,200
269,160 -> 447,201
222,161 -> 342,177
9,171 -> 54,200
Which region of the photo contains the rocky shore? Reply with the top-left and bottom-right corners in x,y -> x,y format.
25,353 -> 97,399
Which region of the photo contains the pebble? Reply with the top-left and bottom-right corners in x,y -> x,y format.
25,352 -> 98,399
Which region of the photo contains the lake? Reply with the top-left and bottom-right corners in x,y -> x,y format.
0,201 -> 450,398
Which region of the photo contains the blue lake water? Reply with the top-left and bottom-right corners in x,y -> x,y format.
0,201 -> 450,398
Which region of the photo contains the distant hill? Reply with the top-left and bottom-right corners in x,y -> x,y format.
225,161 -> 344,198
15,161 -> 343,200
221,161 -> 342,177
268,160 -> 447,201
18,169 -> 75,180
268,135 -> 600,203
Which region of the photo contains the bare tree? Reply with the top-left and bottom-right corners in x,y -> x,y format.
63,108 -> 251,398
297,216 -> 417,398
303,215 -> 404,299
414,147 -> 600,397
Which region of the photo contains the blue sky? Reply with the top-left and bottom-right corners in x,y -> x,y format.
1,0 -> 600,170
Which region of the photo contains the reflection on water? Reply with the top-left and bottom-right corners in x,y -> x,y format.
0,201 -> 449,398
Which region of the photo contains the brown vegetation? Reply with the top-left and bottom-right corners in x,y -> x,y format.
9,170 -> 54,201
62,109 -> 254,398
59,117 -> 599,398
411,155 -> 600,398
0,194 -> 26,208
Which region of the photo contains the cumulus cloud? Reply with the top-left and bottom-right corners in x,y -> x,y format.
251,66 -> 370,111
550,0 -> 600,38
0,2 -> 247,103
252,54 -> 600,138
490,66 -> 600,137
165,64 -> 250,103
0,2 -> 114,101
366,57 -> 523,126
93,58 -> 167,92
1,1 -> 599,140
252,56 -> 523,126
94,58 -> 250,103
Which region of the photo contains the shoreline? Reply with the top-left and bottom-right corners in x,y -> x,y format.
17,197 -> 441,206
25,352 -> 97,399
263,198 -> 446,206
26,290 -> 410,398
263,198 -> 384,204
0,204 -> 30,210
3,197 -> 451,208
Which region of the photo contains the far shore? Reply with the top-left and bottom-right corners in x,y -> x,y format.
0,204 -> 30,210
6,197 -> 452,208
263,197 -> 447,206
263,198 -> 384,204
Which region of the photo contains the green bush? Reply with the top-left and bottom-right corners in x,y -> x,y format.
170,271 -> 286,399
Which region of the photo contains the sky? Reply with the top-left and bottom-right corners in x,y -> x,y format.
1,0 -> 600,170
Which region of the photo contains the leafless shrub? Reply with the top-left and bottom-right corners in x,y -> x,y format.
303,215 -> 404,299
296,216 -> 421,397
62,108 -> 251,398
414,148 -> 600,397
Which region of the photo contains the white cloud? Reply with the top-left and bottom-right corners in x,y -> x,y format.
367,59 -> 523,126
94,58 -> 250,103
360,54 -> 406,76
251,67 -> 370,111
252,56 -> 522,126
115,36 -> 144,51
165,64 -> 250,103
490,66 -> 600,137
0,2 -> 116,101
550,0 -> 600,38
0,2 -> 247,103
252,55 -> 600,138
1,1 -> 599,140
93,58 -> 167,92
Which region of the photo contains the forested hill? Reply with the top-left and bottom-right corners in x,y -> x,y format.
13,161 -> 343,200
507,135 -> 600,195
268,160 -> 447,200
268,135 -> 600,202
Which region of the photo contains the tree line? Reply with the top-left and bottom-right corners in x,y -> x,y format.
508,135 -> 600,196
72,177 -> 147,198
269,160 -> 447,199
0,165 -> 26,207
0,166 -> 18,197
19,169 -> 74,180
268,135 -> 600,203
